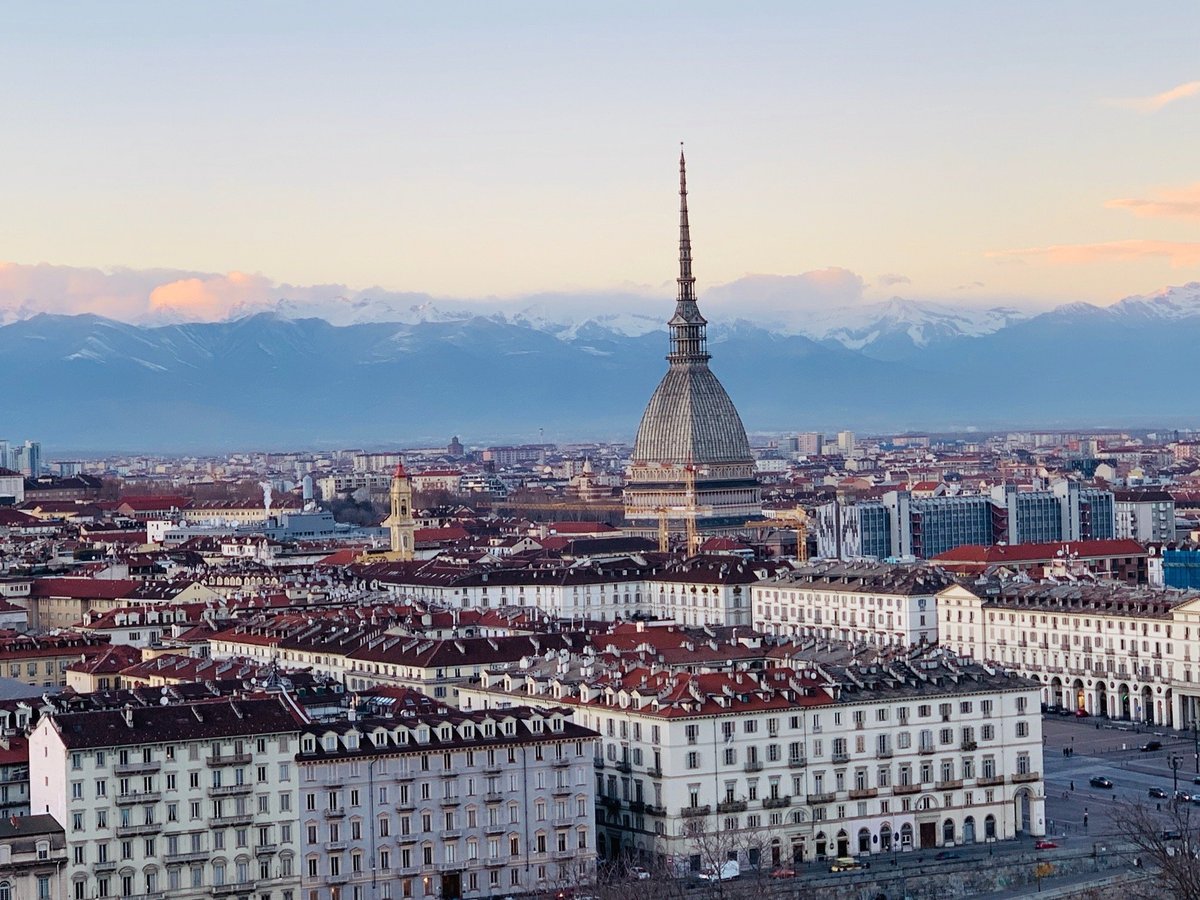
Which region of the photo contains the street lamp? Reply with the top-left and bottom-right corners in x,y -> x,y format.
1172,755 -> 1183,798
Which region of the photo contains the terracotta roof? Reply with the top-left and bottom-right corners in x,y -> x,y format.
933,539 -> 1146,564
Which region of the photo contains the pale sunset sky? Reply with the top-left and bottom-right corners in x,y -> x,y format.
1,1 -> 1198,322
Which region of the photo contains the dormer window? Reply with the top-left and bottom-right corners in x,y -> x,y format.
302,737 -> 315,753
345,733 -> 359,750
323,735 -> 338,751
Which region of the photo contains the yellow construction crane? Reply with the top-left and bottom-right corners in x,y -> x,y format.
653,465 -> 712,557
750,507 -> 809,562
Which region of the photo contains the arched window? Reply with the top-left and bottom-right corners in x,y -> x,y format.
984,815 -> 997,839
0,881 -> 10,900
942,818 -> 955,844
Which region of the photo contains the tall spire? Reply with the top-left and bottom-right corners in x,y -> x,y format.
668,145 -> 710,364
678,145 -> 695,303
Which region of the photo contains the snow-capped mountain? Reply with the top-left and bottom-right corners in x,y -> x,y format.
787,298 -> 1030,359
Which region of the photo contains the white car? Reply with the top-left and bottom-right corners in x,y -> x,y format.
698,861 -> 741,881
629,866 -> 651,881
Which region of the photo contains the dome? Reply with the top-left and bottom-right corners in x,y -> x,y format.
632,363 -> 752,465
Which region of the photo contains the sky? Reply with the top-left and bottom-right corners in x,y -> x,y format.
1,1 -> 1198,324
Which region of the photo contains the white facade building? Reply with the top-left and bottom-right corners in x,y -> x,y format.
460,647 -> 1045,871
752,563 -> 948,646
30,695 -> 304,900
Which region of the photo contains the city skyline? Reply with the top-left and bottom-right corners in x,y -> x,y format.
2,2 -> 1199,325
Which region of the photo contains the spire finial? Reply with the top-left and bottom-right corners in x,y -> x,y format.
677,144 -> 694,302
667,146 -> 708,363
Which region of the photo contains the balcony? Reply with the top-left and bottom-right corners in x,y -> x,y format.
644,804 -> 667,817
551,786 -> 573,798
893,784 -> 920,795
716,800 -> 747,814
209,814 -> 253,828
164,851 -> 209,865
977,775 -> 1004,787
328,873 -> 350,885
848,788 -> 877,800
788,757 -> 807,769
114,761 -> 160,776
323,807 -> 346,819
212,882 -> 256,897
763,795 -> 791,809
397,833 -> 418,845
325,840 -> 347,852
115,791 -> 161,805
875,748 -> 893,759
600,795 -> 621,809
627,799 -> 645,814
918,745 -> 935,756
396,800 -> 416,812
484,824 -> 506,836
831,752 -> 850,764
807,792 -> 835,804
208,784 -> 253,798
93,860 -> 117,874
646,767 -> 663,779
592,758 -> 604,770
115,823 -> 160,837
255,844 -> 278,856
484,793 -> 504,804
207,753 -> 252,768
961,741 -> 977,752
441,796 -> 462,806
439,829 -> 462,840
680,805 -> 711,818
614,761 -> 632,774
935,779 -> 963,790
1011,771 -> 1041,784
744,760 -> 764,773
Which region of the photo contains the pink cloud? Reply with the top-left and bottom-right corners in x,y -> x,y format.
1110,80 -> 1200,112
1106,183 -> 1200,220
148,271 -> 276,320
987,240 -> 1200,268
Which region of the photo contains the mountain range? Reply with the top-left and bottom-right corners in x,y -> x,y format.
5,283 -> 1200,451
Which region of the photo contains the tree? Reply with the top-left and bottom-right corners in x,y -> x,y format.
1110,798 -> 1200,899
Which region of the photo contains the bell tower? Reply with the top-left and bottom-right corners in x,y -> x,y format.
384,460 -> 416,560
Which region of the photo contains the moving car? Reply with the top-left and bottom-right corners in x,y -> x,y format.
1089,776 -> 1114,789
698,861 -> 740,882
1141,741 -> 1164,752
1034,840 -> 1059,850
1176,790 -> 1193,803
1149,787 -> 1169,799
829,857 -> 869,873
769,866 -> 797,879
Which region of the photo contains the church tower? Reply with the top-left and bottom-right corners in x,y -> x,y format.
624,150 -> 761,536
383,460 -> 416,560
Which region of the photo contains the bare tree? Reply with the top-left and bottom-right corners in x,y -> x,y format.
1110,799 -> 1200,899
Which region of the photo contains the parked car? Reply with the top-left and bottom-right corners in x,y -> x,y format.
1149,787 -> 1169,799
934,851 -> 960,860
830,857 -> 868,873
1163,830 -> 1184,841
1075,708 -> 1091,717
628,867 -> 651,881
1090,776 -> 1114,789
1034,840 -> 1059,850
769,866 -> 797,879
1141,741 -> 1164,752
698,861 -> 740,882
1193,775 -> 1200,786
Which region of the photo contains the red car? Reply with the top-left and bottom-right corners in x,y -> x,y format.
769,866 -> 797,879
1035,840 -> 1059,850
1074,709 -> 1090,717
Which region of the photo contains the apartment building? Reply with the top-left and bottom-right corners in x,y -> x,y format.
751,563 -> 951,646
938,579 -> 1200,729
461,646 -> 1044,871
29,695 -> 305,900
0,814 -> 67,900
295,706 -> 598,900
